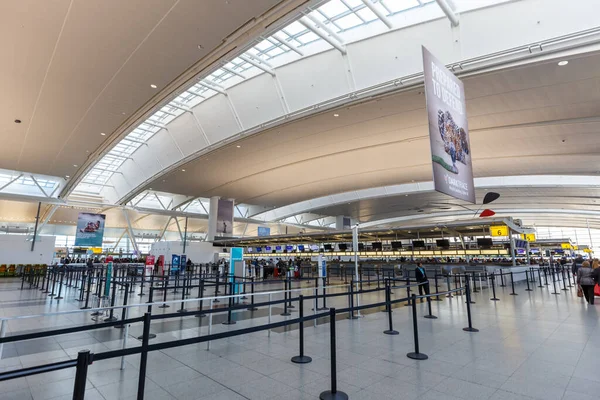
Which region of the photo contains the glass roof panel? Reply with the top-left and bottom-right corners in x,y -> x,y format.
335,13 -> 364,30
380,0 -> 421,13
356,7 -> 378,22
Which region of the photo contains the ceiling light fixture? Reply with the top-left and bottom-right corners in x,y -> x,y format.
150,84 -> 157,89
236,145 -> 241,148
558,60 -> 569,66
181,169 -> 186,172
100,132 -> 106,136
65,175 -> 70,178
73,164 -> 78,167
333,113 -> 339,117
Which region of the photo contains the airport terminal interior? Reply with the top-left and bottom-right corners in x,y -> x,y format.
2,0 -> 600,399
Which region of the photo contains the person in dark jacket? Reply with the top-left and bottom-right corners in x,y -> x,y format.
577,261 -> 595,305
415,262 -> 430,298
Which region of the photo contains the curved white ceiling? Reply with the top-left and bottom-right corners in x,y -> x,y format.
86,0 -> 600,205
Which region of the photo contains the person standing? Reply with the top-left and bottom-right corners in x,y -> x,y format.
415,262 -> 430,300
577,261 -> 595,305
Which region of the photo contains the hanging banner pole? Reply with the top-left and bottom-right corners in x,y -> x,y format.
31,202 -> 41,251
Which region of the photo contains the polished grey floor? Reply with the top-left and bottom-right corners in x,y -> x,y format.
0,275 -> 598,400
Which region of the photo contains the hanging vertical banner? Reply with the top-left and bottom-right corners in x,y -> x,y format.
74,213 -> 106,247
217,199 -> 234,235
257,227 -> 271,237
422,46 -> 475,203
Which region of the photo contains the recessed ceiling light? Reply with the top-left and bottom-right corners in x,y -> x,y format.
333,113 -> 339,117
65,175 -> 70,178
73,164 -> 78,167
100,132 -> 106,136
149,188 -> 152,190
236,145 -> 241,148
405,194 -> 408,197
181,169 -> 186,172
150,84 -> 157,89
558,60 -> 569,66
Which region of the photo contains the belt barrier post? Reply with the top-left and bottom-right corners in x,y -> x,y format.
405,278 -> 411,306
525,271 -> 532,291
433,274 -> 442,301
207,301 -> 213,350
537,269 -> 544,288
104,277 -> 118,321
54,272 -> 64,300
247,277 -> 258,311
463,279 -> 479,332
551,270 -> 560,295
73,350 -> 93,400
137,313 -> 151,400
158,277 -> 170,309
223,282 -> 236,325
49,270 -> 57,297
81,274 -> 92,309
0,319 -> 6,359
268,293 -> 272,338
472,272 -> 479,293
115,283 -> 129,328
499,270 -> 506,287
424,292 -> 437,319
41,268 -> 51,293
347,281 -> 358,320
120,306 -> 129,370
195,279 -> 206,318
291,296 -> 312,364
465,277 -> 475,304
177,273 -> 187,313
319,308 -> 348,400
384,283 -> 399,335
322,277 -> 328,309
78,273 -> 86,301
281,279 -> 291,316
490,272 -> 499,301
287,277 -> 295,309
543,268 -> 549,286
138,268 -> 145,296
407,294 -> 428,360
313,287 -> 318,328
509,271 -> 518,296
567,268 -> 573,287
446,276 -> 453,298
561,268 -> 568,291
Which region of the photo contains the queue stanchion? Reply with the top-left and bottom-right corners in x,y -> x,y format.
472,272 -> 479,293
137,313 -> 151,399
72,350 -> 93,399
223,282 -> 236,325
321,277 -> 328,310
499,270 -> 506,287
543,268 -> 549,286
433,274 -> 443,301
525,271 -> 533,291
115,283 -> 129,328
138,268 -> 146,296
281,279 -> 291,316
551,271 -> 560,295
405,278 -> 411,306
463,280 -> 479,332
158,276 -> 170,309
287,277 -> 295,309
383,282 -> 399,334
78,273 -> 86,301
48,269 -> 57,297
41,268 -> 51,293
177,272 -> 188,313
424,291 -> 437,319
407,294 -> 428,360
54,272 -> 64,300
104,277 -> 118,321
465,276 -> 475,304
319,308 -> 348,400
195,279 -> 206,318
247,277 -> 258,311
566,268 -> 573,287
509,271 -> 518,296
291,296 -> 312,364
80,274 -> 92,309
445,276 -> 453,298
537,269 -> 544,288
490,272 -> 500,301
213,273 -> 220,303
561,268 -> 568,291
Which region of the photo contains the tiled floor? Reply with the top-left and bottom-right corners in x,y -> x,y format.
0,274 -> 599,400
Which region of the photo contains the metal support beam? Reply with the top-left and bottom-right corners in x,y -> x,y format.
154,193 -> 168,210
197,81 -> 227,95
299,17 -> 346,54
220,65 -> 246,79
37,205 -> 59,234
174,217 -> 184,242
157,217 -> 172,241
360,0 -> 393,29
122,209 -> 140,255
238,55 -> 275,76
435,0 -> 459,27
30,176 -> 50,198
31,202 -> 41,251
271,34 -> 304,56
0,174 -> 23,192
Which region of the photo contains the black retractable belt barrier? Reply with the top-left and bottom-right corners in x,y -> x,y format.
115,283 -> 129,329
509,271 -> 518,296
405,277 -> 411,306
433,274 -> 443,301
465,277 -> 476,304
463,280 -> 479,332
81,274 -> 92,310
291,296 -> 312,364
472,272 -> 479,293
247,277 -> 258,311
445,276 -> 453,298
561,268 -> 568,291
137,313 -> 151,400
72,350 -> 93,400
322,277 -> 328,309
287,277 -> 295,309
551,270 -> 560,295
195,279 -> 206,318
537,269 -> 544,288
525,271 -> 532,291
213,273 -> 220,303
54,272 -> 64,300
347,281 -> 358,320
543,268 -> 549,286
407,294 -> 428,360
383,283 -> 399,335
49,270 -> 57,297
223,282 -> 236,325
490,272 -> 499,301
41,268 -> 51,293
319,308 -> 348,400
177,273 -> 187,313
138,268 -> 146,296
280,279 -> 291,316
104,278 -> 118,321
566,268 -> 573,287
158,276 -> 170,309
499,270 -> 506,287
424,292 -> 437,319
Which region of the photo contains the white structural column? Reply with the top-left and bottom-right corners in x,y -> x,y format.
207,196 -> 220,242
122,209 -> 140,255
